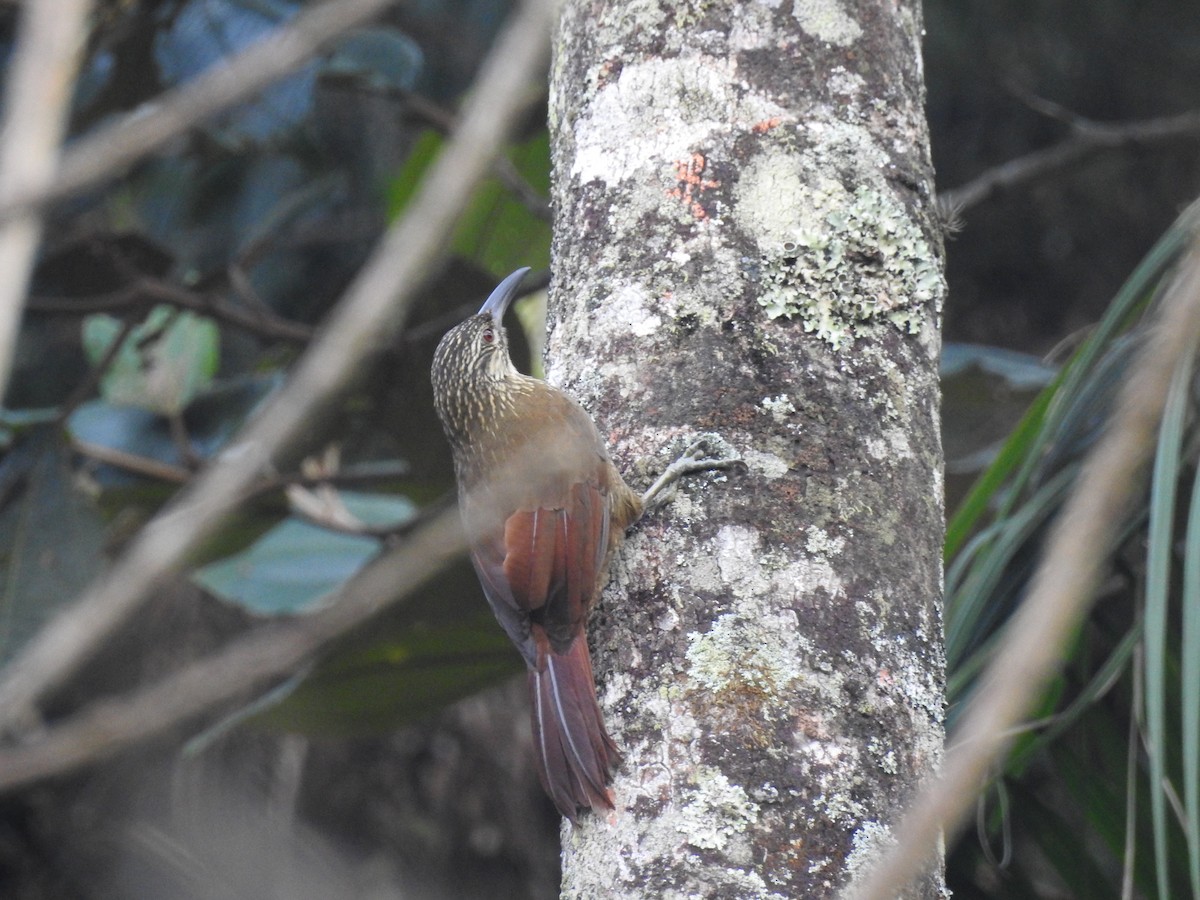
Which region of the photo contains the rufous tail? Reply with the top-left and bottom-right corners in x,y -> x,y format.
528,635 -> 620,822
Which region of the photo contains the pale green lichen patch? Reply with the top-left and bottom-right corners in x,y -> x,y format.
867,736 -> 899,775
740,447 -> 790,479
686,612 -> 802,698
736,133 -> 944,350
792,0 -> 862,46
675,767 -> 760,851
757,185 -> 941,348
804,526 -> 846,557
759,393 -> 796,423
843,820 -> 897,888
816,777 -> 869,825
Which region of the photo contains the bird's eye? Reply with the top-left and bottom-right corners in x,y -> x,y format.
481,328 -> 495,345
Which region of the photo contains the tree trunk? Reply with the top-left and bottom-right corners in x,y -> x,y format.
546,0 -> 946,897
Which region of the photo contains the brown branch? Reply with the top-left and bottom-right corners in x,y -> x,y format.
846,208 -> 1200,899
166,411 -> 202,470
26,287 -> 143,315
74,434 -> 411,498
72,438 -> 193,484
939,108 -> 1200,215
137,278 -> 315,344
238,460 -> 414,503
0,0 -> 555,733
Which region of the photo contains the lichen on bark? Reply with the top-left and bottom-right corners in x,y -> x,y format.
548,0 -> 947,896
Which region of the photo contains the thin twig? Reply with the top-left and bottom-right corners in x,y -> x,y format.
138,278 -> 315,343
845,211 -> 1200,899
0,0 -> 93,409
166,411 -> 201,470
57,314 -> 139,423
0,0 -> 400,227
28,277 -> 316,344
72,438 -> 193,484
940,108 -> 1200,215
0,0 -> 555,732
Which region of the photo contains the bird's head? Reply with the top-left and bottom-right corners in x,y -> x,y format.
431,268 -> 531,439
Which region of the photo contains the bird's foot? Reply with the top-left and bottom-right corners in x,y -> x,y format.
641,433 -> 741,510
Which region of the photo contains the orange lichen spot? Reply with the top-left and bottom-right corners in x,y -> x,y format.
752,116 -> 783,134
595,58 -> 620,88
667,152 -> 721,220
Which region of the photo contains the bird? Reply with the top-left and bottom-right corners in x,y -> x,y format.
431,267 -> 732,821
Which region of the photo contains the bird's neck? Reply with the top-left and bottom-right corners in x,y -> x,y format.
447,373 -> 548,484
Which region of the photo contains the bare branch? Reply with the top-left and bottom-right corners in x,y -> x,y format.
0,0 -> 555,731
939,108 -> 1200,216
0,0 -> 400,226
0,0 -> 93,411
845,209 -> 1200,900
238,461 -> 415,505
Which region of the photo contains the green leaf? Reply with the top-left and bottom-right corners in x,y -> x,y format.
1184,409 -> 1200,898
82,306 -> 220,415
1144,344 -> 1194,900
387,128 -> 551,277
946,466 -> 1076,670
339,490 -> 418,527
194,518 -> 376,614
944,383 -> 1056,562
452,130 -> 551,276
386,128 -> 442,216
945,203 -> 1191,559
193,492 -> 415,615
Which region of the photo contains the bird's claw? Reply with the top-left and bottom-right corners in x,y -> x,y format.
640,433 -> 742,510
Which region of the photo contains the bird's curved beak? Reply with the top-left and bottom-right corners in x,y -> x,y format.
478,267 -> 532,324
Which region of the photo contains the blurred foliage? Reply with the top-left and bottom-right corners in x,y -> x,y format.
388,128 -> 552,277
194,491 -> 417,615
0,0 -> 544,738
83,306 -> 220,414
944,203 -> 1200,898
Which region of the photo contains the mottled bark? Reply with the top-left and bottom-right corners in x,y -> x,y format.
546,0 -> 946,897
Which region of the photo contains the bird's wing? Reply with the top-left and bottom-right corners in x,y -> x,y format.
468,530 -> 538,667
501,476 -> 611,654
464,390 -> 618,662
